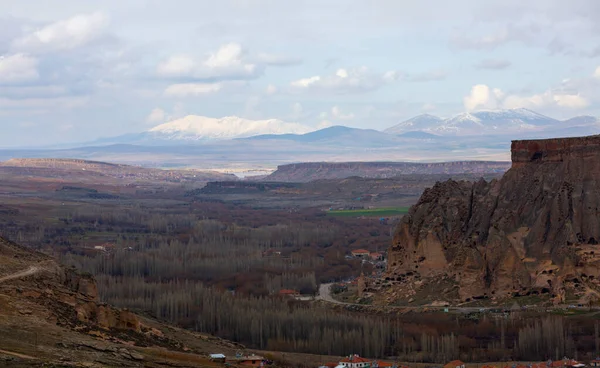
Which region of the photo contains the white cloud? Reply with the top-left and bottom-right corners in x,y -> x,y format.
156,55 -> 196,77
464,83 -> 589,111
463,84 -> 503,111
291,75 -> 321,88
256,53 -> 301,66
146,108 -> 166,124
331,106 -> 355,120
265,84 -> 277,95
503,91 -> 589,109
157,43 -> 259,80
164,83 -> 223,97
594,66 -> 600,79
289,67 -> 398,94
0,54 -> 38,83
12,12 -> 109,53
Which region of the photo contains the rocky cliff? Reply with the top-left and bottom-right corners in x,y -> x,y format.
263,161 -> 511,182
384,135 -> 600,305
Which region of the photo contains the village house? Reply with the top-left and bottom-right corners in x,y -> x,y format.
351,249 -> 371,258
590,359 -> 600,367
444,360 -> 466,368
550,359 -> 584,368
278,289 -> 300,297
209,353 -> 226,363
226,354 -> 265,367
332,354 -> 397,368
502,359 -> 583,368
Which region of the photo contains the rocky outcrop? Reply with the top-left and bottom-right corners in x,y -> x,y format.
385,135 -> 600,304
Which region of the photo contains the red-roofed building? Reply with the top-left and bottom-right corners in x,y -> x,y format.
444,360 -> 466,368
339,354 -> 373,368
351,249 -> 370,258
591,358 -> 600,367
278,289 -> 299,297
546,359 -> 582,368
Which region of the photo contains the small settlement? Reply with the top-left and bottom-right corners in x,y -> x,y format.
207,353 -> 598,368
210,352 -> 267,367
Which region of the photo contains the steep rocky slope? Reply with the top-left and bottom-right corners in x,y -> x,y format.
383,135 -> 600,306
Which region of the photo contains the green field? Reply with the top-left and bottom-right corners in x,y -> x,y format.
327,207 -> 410,217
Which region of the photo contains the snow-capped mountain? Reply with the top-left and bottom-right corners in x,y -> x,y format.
384,114 -> 442,135
148,115 -> 316,141
386,108 -> 564,136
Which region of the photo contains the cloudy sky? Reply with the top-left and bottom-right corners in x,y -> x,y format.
1,0 -> 600,147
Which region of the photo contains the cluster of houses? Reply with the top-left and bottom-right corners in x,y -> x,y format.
210,353 -> 267,367
319,354 -> 404,368
318,357 -> 595,368
207,353 -> 599,368
350,249 -> 384,261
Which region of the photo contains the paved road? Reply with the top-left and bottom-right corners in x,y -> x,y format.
0,265 -> 41,284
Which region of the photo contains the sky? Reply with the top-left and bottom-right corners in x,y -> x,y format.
1,0 -> 600,147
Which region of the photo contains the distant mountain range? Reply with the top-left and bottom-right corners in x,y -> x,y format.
88,108 -> 599,147
2,109 -> 598,170
385,108 -> 598,137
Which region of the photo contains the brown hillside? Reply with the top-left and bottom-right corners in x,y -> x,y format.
0,237 -> 284,367
384,135 -> 600,305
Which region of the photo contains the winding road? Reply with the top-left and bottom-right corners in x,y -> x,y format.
0,265 -> 42,284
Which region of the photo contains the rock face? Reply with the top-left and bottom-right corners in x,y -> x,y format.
385,135 -> 600,304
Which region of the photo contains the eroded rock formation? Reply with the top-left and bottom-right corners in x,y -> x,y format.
385,135 -> 600,304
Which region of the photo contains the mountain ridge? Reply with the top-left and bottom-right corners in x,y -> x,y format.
384,108 -> 581,137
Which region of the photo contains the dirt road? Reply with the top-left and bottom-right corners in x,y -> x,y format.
0,348 -> 37,360
316,283 -> 352,305
0,266 -> 41,284
316,283 -> 545,313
